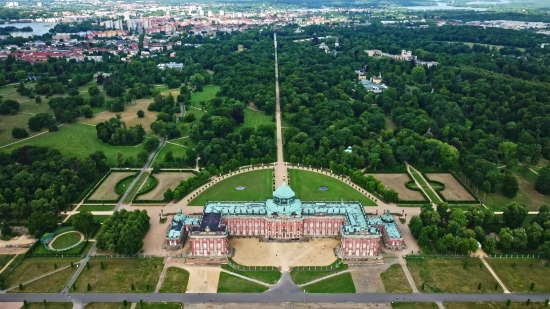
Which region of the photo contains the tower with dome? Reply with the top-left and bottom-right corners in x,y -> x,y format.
165,179 -> 406,260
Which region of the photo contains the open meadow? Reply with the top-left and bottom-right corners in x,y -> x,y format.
73,258 -> 164,293
189,85 -> 220,106
89,172 -> 136,200
3,257 -> 80,289
406,258 -> 502,293
289,169 -> 376,205
0,123 -> 144,165
370,173 -> 425,201
485,258 -> 550,293
426,173 -> 475,201
137,172 -> 195,200
189,169 -> 273,205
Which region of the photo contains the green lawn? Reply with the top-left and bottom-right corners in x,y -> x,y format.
392,303 -> 439,309
408,170 -> 443,203
484,166 -> 550,211
302,272 -> 356,293
288,170 -> 376,205
77,205 -> 116,211
290,263 -> 348,285
381,264 -> 414,293
189,169 -> 273,206
93,215 -> 112,223
217,272 -> 269,293
221,265 -> 281,284
14,266 -> 76,293
84,304 -> 130,309
406,258 -> 502,293
115,175 -> 137,196
142,304 -> 182,309
0,254 -> 15,268
73,258 -> 164,293
159,267 -> 189,293
0,123 -> 143,166
3,257 -> 80,289
50,232 -> 82,250
237,108 -> 274,131
138,175 -> 158,194
190,85 -> 220,106
445,302 -> 549,309
485,258 -> 550,293
154,142 -> 189,165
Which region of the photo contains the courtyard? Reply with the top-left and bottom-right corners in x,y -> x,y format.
230,238 -> 340,271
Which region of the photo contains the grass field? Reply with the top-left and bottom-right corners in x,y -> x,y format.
142,304 -> 182,309
189,169 -> 273,206
483,166 -> 550,211
407,258 -> 502,293
426,173 -> 475,201
123,171 -> 150,204
3,257 -> 80,289
24,303 -> 73,309
154,142 -> 190,165
89,172 -> 136,201
485,258 -> 550,293
50,232 -> 82,249
0,254 -> 15,268
392,303 -> 439,309
221,265 -> 281,284
93,215 -> 112,223
217,272 -> 269,293
237,108 -> 274,131
84,304 -> 130,309
370,173 -> 425,201
381,264 -> 413,293
290,264 -> 348,285
0,123 -> 144,166
288,170 -> 376,205
137,172 -> 195,201
408,170 -> 443,203
77,205 -> 116,211
74,258 -> 164,293
159,267 -> 189,293
116,174 -> 138,196
445,302 -> 548,309
190,85 -> 220,106
15,266 -> 76,293
302,272 -> 356,293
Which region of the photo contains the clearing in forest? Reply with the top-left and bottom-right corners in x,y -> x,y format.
88,172 -> 136,201
426,173 -> 475,201
370,173 -> 425,201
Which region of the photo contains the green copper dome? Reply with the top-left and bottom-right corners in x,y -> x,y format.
273,181 -> 295,199
173,208 -> 186,222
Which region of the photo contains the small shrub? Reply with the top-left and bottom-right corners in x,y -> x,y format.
495,283 -> 499,290
512,262 -> 516,268
422,282 -> 425,290
54,263 -> 57,269
71,262 -> 74,268
507,299 -> 512,307
86,261 -> 90,269
530,282 -> 535,291
23,300 -> 27,307
72,283 -> 76,291
463,260 -> 468,269
19,283 -> 23,290
545,299 -> 549,307
527,299 -> 531,306
146,283 -> 150,290
87,283 -> 91,291
479,262 -> 483,269
131,283 -> 135,290
478,283 -> 482,290
123,300 -> 128,306
100,261 -> 104,269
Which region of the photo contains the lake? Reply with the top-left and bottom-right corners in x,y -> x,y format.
405,1 -> 488,10
0,22 -> 56,36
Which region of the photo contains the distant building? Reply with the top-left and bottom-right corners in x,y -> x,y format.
157,62 -> 184,70
366,49 -> 438,68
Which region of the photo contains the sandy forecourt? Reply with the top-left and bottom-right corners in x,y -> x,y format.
88,171 -> 136,200
137,172 -> 195,200
369,173 -> 425,201
426,173 -> 476,201
230,238 -> 339,269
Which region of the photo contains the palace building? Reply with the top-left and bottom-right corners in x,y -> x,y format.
165,180 -> 406,259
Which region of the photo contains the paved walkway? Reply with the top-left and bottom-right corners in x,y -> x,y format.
298,270 -> 350,287
0,254 -> 19,275
398,256 -> 419,293
273,32 -> 286,186
480,257 -> 510,293
154,261 -> 170,293
406,163 -> 439,207
267,272 -> 303,293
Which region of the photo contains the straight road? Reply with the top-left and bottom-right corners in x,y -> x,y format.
1,292 -> 548,304
273,32 -> 286,187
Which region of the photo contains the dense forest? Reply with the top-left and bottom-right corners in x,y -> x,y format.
0,146 -> 109,237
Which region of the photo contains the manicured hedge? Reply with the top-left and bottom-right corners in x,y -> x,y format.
134,175 -> 159,197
